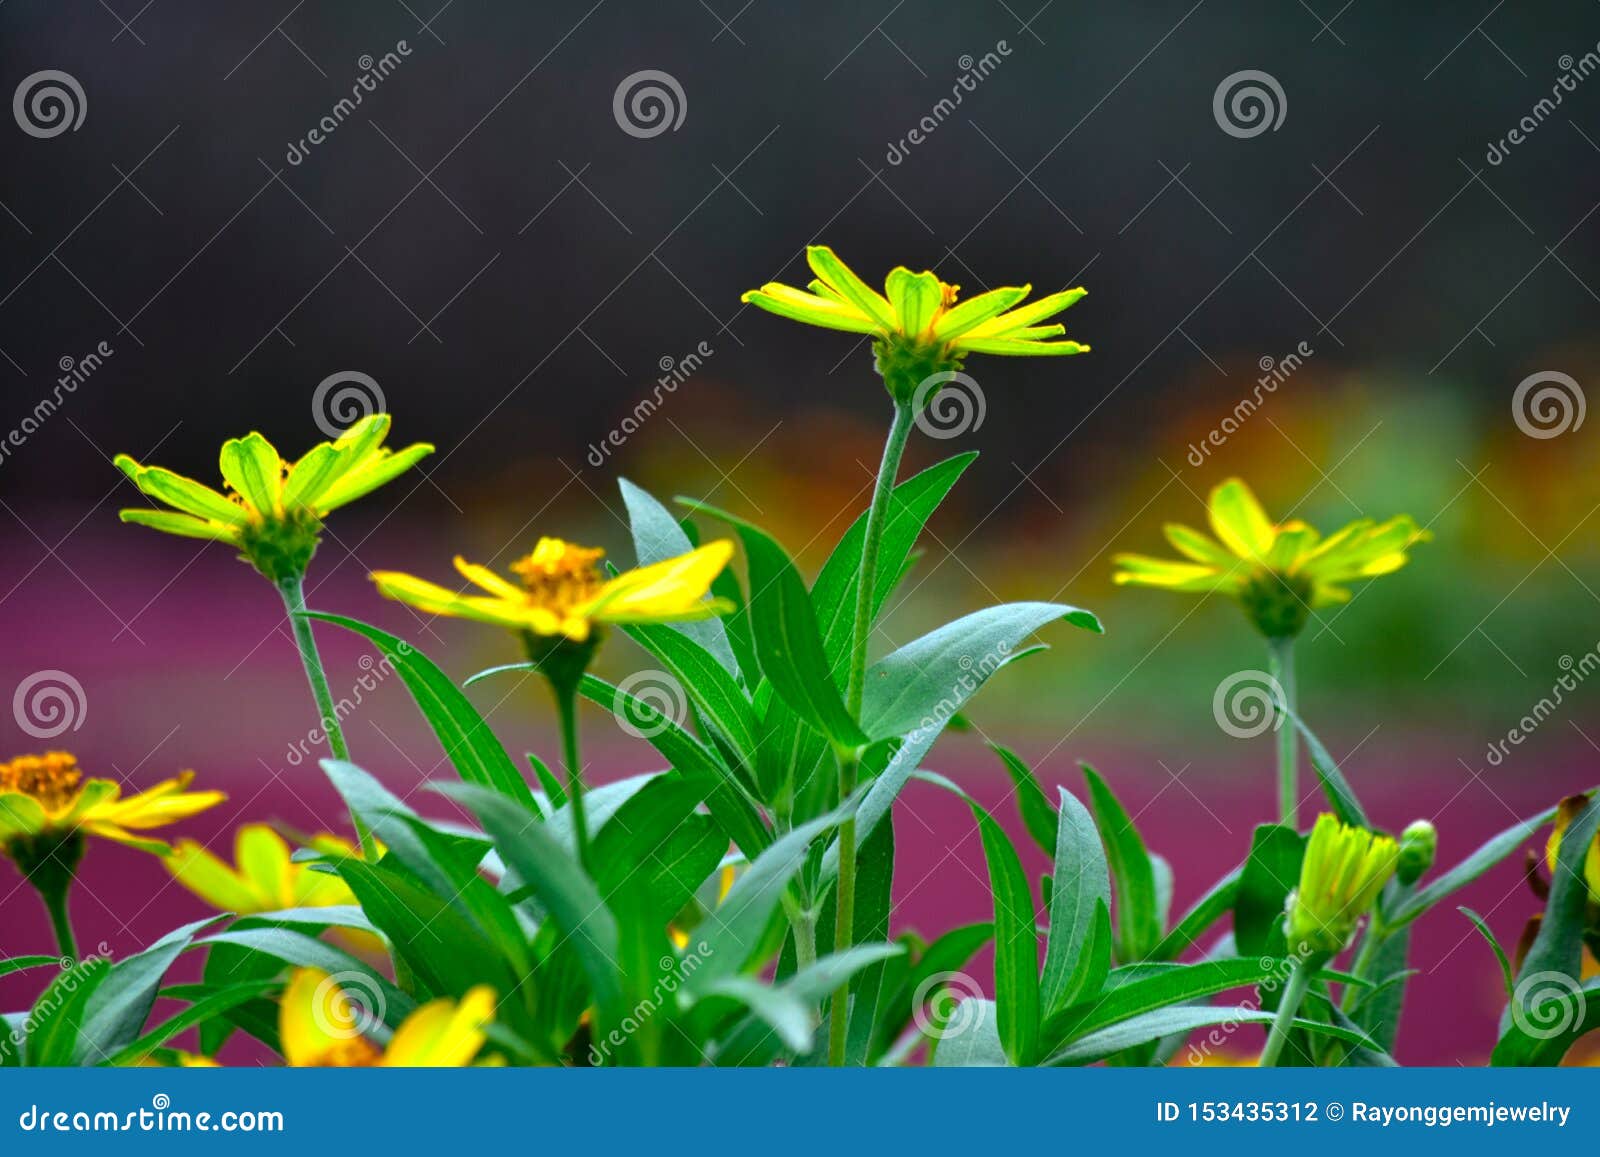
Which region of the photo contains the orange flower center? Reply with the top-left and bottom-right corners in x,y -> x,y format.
508,538 -> 606,613
0,751 -> 84,811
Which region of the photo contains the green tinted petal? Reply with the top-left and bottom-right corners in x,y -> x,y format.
118,509 -> 239,544
953,336 -> 1088,356
1207,479 -> 1275,561
218,432 -> 283,517
805,246 -> 898,331
885,267 -> 942,339
966,287 -> 1087,337
114,456 -> 245,525
807,278 -> 846,303
0,792 -> 47,836
282,444 -> 351,509
1266,523 -> 1319,570
930,285 -> 1030,341
1163,523 -> 1237,567
316,443 -> 435,512
330,413 -> 392,465
1112,554 -> 1235,592
741,287 -> 880,335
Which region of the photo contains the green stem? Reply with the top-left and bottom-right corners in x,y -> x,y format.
1341,920 -> 1384,1013
279,576 -> 373,859
782,893 -> 817,971
1259,956 -> 1313,1067
827,400 -> 913,1067
827,749 -> 859,1066
1267,635 -> 1298,828
41,882 -> 76,961
554,680 -> 590,870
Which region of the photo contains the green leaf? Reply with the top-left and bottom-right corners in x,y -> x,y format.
1152,867 -> 1240,962
931,999 -> 1007,1066
678,499 -> 866,748
588,773 -> 713,916
200,927 -> 415,1026
1044,1005 -> 1375,1066
434,783 -> 623,1014
76,916 -> 227,1064
1387,800 -> 1569,928
308,612 -> 535,809
102,980 -> 280,1066
620,478 -> 741,677
1041,786 -> 1111,1016
1233,824 -> 1305,959
1043,956 -> 1282,1049
1283,707 -> 1368,828
623,621 -> 759,773
993,745 -> 1057,857
968,799 -> 1039,1065
1460,907 -> 1515,1000
0,956 -> 60,979
1081,764 -> 1162,964
860,603 -> 1101,742
577,672 -> 769,855
688,802 -> 856,993
710,945 -> 906,1065
24,958 -> 110,1066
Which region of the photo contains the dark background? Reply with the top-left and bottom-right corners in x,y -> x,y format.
3,2 -> 1599,1065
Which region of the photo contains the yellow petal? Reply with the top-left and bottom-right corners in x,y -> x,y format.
884,267 -> 943,339
166,838 -> 260,912
1206,479 -> 1275,561
740,286 -> 880,335
114,457 -> 247,525
280,968 -> 348,1067
91,773 -> 226,830
1162,523 -> 1236,568
370,570 -> 536,631
586,540 -> 734,623
453,556 -> 524,600
117,509 -> 240,544
805,246 -> 899,331
930,284 -> 1031,342
964,286 -> 1086,338
218,432 -> 284,518
315,443 -> 434,514
381,987 -> 495,1067
235,824 -> 294,906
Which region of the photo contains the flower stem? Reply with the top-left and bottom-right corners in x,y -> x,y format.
1259,956 -> 1313,1067
279,576 -> 374,859
41,881 -> 76,961
1267,635 -> 1298,828
1341,920 -> 1384,1013
554,680 -> 590,871
827,399 -> 913,1067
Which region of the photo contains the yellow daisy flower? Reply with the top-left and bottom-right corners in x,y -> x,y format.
370,536 -> 735,644
165,824 -> 359,913
1112,478 -> 1430,638
1285,814 -> 1399,957
115,414 -> 434,584
280,967 -> 495,1067
0,751 -> 224,859
1545,794 -> 1600,904
743,245 -> 1089,358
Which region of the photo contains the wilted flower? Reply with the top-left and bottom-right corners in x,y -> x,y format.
1113,478 -> 1430,638
1285,814 -> 1400,957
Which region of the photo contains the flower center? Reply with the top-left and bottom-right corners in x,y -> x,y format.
311,1036 -> 383,1067
509,538 -> 606,613
0,752 -> 84,812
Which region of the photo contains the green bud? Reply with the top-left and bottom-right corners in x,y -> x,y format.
1396,819 -> 1437,885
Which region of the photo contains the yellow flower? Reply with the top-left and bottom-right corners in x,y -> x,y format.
669,859 -> 741,950
115,414 -> 434,584
0,751 -> 225,859
1285,814 -> 1399,957
280,967 -> 494,1067
166,824 -> 359,913
743,245 -> 1089,358
1112,478 -> 1430,637
1545,795 -> 1600,903
370,537 -> 735,644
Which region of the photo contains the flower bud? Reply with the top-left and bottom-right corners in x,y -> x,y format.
1396,819 -> 1437,885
